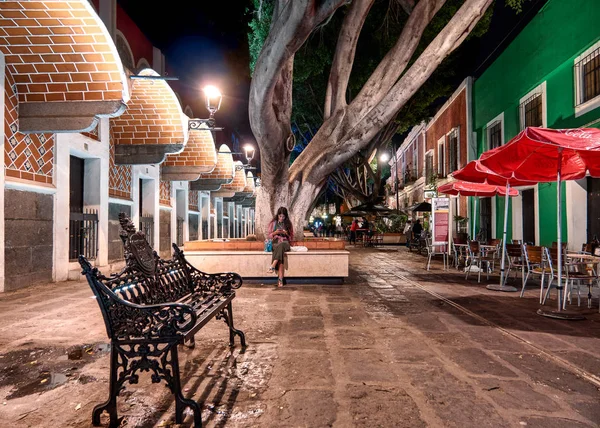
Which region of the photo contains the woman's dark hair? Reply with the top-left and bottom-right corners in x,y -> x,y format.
272,206 -> 293,231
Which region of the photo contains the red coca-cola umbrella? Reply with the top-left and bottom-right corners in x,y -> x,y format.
479,127 -> 600,317
452,162 -> 535,292
438,180 -> 519,197
438,180 -> 518,244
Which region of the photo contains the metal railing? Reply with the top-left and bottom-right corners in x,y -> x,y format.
176,217 -> 184,246
140,215 -> 154,248
69,209 -> 98,261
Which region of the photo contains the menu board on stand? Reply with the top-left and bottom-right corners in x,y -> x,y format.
431,197 -> 449,246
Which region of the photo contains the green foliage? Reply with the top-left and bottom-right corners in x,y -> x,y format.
506,0 -> 529,13
375,213 -> 407,233
248,0 -> 274,74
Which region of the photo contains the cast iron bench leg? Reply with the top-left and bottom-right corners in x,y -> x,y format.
171,345 -> 203,427
92,344 -> 120,427
219,302 -> 246,347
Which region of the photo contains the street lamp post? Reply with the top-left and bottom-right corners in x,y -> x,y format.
188,85 -> 223,131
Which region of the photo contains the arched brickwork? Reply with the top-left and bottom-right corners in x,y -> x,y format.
112,68 -> 187,164
189,144 -> 234,191
0,0 -> 129,132
161,122 -> 217,181
221,161 -> 246,193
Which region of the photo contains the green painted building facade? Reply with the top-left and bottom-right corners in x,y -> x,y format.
471,0 -> 600,248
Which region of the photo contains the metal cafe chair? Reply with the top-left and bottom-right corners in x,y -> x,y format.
425,237 -> 447,271
540,246 -> 581,306
465,241 -> 494,283
522,245 -> 545,302
504,243 -> 526,291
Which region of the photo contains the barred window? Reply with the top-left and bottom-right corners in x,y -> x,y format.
425,151 -> 434,181
520,93 -> 543,129
437,141 -> 445,177
575,46 -> 600,107
488,121 -> 502,149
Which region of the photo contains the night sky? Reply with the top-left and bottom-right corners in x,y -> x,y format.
118,0 -> 254,145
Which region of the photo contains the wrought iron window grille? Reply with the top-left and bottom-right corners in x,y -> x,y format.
574,46 -> 600,106
519,92 -> 543,129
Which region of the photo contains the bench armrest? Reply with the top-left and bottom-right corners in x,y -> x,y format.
188,264 -> 243,292
172,243 -> 243,292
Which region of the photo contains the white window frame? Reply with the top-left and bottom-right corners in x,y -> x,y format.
574,39 -> 600,117
437,136 -> 446,177
412,143 -> 418,178
519,81 -> 547,130
486,112 -> 505,151
447,127 -> 461,172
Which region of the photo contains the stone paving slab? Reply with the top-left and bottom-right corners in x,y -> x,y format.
0,247 -> 598,427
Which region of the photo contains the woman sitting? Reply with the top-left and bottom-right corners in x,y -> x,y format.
267,207 -> 294,287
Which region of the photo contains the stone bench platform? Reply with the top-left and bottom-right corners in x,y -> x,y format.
184,241 -> 349,280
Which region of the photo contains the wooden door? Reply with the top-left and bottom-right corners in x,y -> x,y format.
587,178 -> 600,242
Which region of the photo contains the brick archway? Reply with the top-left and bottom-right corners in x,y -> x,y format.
112,68 -> 188,164
214,161 -> 247,198
0,0 -> 129,132
161,122 -> 218,181
189,144 -> 234,191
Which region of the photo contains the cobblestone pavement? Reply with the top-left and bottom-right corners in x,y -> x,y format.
0,247 -> 599,427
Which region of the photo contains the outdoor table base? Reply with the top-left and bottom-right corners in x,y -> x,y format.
486,283 -> 518,292
536,308 -> 586,321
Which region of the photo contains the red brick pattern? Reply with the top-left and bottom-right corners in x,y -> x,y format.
188,190 -> 199,212
159,180 -> 171,206
108,124 -> 132,199
4,68 -> 53,184
111,68 -> 185,146
163,126 -> 217,170
222,162 -> 246,192
0,0 -> 126,104
198,144 -> 234,181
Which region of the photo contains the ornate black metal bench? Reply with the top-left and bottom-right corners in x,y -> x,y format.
79,213 -> 245,427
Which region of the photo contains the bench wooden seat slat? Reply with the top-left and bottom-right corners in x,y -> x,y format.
79,213 -> 245,428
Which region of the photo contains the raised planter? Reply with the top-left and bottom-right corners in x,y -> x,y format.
380,233 -> 407,244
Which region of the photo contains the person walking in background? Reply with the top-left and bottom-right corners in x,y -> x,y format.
350,219 -> 358,245
266,207 -> 294,287
412,219 -> 423,240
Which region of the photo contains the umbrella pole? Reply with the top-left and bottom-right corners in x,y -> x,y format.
473,198 -> 477,240
487,184 -> 517,292
537,149 -> 584,320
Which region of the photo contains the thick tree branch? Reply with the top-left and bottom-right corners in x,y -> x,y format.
358,0 -> 494,133
250,0 -> 347,153
349,0 -> 445,121
324,0 -> 375,119
293,0 -> 493,184
397,0 -> 416,15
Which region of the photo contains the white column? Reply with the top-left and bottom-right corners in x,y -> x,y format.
566,179 -> 587,251
54,135 -> 70,282
512,192 -> 523,243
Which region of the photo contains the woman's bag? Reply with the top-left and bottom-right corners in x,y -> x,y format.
264,239 -> 273,252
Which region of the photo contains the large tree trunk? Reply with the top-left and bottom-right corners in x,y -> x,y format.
250,0 -> 494,240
